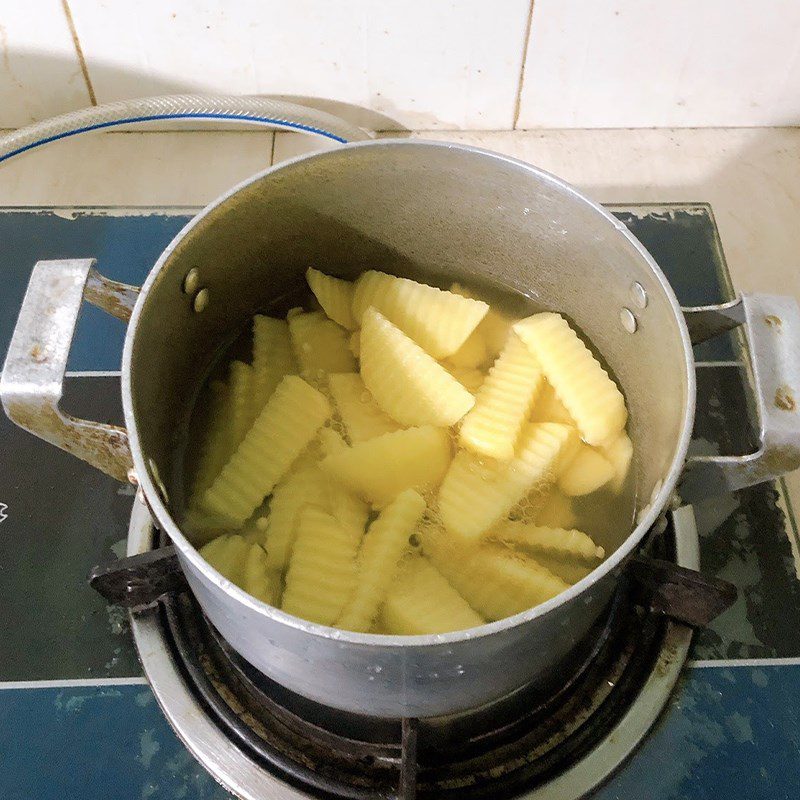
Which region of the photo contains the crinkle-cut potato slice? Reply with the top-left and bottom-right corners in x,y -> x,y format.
182,507 -> 235,548
352,270 -> 488,358
514,313 -> 627,446
380,556 -> 483,635
264,464 -> 329,571
449,282 -> 514,358
558,442 -> 615,497
200,534 -> 250,585
527,552 -> 593,585
318,426 -> 349,456
241,542 -> 280,605
446,329 -> 488,369
320,426 -> 451,508
288,310 -> 357,376
252,315 -> 296,419
190,380 -> 233,502
328,372 -> 401,443
459,333 -> 543,461
444,364 -> 485,395
348,330 -> 361,358
599,431 -> 634,493
202,376 -> 330,526
201,535 -> 280,604
282,506 -> 361,625
423,530 -> 568,621
360,307 -> 474,427
533,489 -> 578,530
438,422 -> 578,541
305,268 -> 357,330
327,481 -> 370,542
337,489 -> 426,632
493,521 -> 605,560
529,380 -> 575,426
228,360 -> 256,443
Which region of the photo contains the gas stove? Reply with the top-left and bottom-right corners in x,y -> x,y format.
1,205 -> 799,799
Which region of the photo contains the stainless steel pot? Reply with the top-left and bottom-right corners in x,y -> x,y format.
4,139 -> 800,718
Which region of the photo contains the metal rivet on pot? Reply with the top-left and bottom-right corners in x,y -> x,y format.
183,268 -> 200,295
631,282 -> 648,308
620,307 -> 638,333
193,288 -> 210,313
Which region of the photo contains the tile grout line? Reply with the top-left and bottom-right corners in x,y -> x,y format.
512,0 -> 536,130
0,677 -> 148,690
687,656 -> 800,669
61,0 -> 97,106
65,370 -> 121,377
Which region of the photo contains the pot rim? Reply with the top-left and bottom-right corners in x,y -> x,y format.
121,138 -> 696,648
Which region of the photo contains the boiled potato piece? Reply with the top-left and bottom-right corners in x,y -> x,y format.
439,422 -> 578,541
493,520 -> 605,560
202,376 -> 330,525
306,268 -> 357,330
558,443 -> 614,497
252,316 -> 296,418
352,270 -> 488,358
360,307 -> 474,427
514,313 -> 626,446
337,489 -> 426,631
328,372 -> 401,443
320,426 -> 451,508
282,506 -> 361,625
289,310 -> 357,376
381,556 -> 483,634
459,333 -> 543,461
600,431 -> 634,493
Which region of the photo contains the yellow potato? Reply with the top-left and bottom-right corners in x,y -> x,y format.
381,556 -> 483,635
202,376 -> 330,525
289,310 -> 357,377
263,465 -> 328,571
360,307 -> 474,427
320,426 -> 451,508
493,521 -> 605,560
533,489 -> 578,529
252,315 -> 296,418
600,431 -> 634,493
529,380 -> 575,425
449,282 -> 514,358
444,364 -> 485,394
423,530 -> 568,621
459,333 -> 543,461
306,267 -> 357,330
446,329 -> 488,369
352,270 -> 488,358
282,506 -> 361,625
438,422 -> 578,541
514,312 -> 626,445
337,489 -> 427,631
558,443 -> 615,497
328,372 -> 401,443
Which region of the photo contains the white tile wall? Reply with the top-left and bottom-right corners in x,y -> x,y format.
518,0 -> 800,128
0,1 -> 91,128
2,0 -> 800,131
67,0 -> 531,130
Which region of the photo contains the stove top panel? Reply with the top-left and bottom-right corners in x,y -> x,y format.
1,205 -> 799,799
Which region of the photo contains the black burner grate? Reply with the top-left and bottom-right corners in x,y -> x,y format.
156,529 -> 676,800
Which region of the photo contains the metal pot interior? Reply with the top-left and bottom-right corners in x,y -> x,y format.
127,139 -> 693,563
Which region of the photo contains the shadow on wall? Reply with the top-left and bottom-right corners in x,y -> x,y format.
2,50 -> 409,134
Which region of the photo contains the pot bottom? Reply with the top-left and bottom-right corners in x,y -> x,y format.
127,499 -> 696,800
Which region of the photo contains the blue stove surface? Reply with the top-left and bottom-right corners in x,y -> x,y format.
0,207 -> 798,800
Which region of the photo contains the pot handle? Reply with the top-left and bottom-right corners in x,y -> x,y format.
0,259 -> 138,482
678,294 -> 800,503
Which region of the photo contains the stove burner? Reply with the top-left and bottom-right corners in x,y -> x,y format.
125,501 -> 700,800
